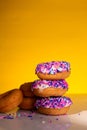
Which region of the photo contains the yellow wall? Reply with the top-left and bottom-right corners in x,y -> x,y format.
0,0 -> 87,94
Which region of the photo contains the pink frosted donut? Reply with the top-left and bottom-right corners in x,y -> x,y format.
35,61 -> 71,80
31,79 -> 68,97
35,97 -> 72,115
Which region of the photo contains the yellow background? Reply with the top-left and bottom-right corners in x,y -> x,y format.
0,0 -> 87,94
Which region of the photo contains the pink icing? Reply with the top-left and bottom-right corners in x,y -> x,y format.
35,61 -> 70,74
35,97 -> 72,109
31,79 -> 68,90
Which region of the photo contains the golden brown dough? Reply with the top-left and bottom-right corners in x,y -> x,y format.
37,71 -> 71,80
37,106 -> 70,115
20,82 -> 34,97
19,97 -> 36,110
0,89 -> 23,113
32,88 -> 68,97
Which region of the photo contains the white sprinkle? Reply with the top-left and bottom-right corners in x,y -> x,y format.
42,120 -> 46,124
58,67 -> 63,71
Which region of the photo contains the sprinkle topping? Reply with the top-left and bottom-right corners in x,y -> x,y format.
35,97 -> 72,109
35,61 -> 70,74
32,79 -> 68,90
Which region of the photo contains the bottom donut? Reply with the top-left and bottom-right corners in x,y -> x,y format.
37,106 -> 70,115
35,97 -> 72,115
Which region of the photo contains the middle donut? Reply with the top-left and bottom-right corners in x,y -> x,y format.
31,79 -> 68,97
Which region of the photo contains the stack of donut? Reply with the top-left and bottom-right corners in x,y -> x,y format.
0,61 -> 72,115
19,82 -> 36,110
31,61 -> 72,115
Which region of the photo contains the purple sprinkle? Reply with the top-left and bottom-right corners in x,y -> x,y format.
32,79 -> 68,89
28,115 -> 32,118
35,97 -> 72,109
35,61 -> 70,74
4,115 -> 14,119
0,116 -> 6,119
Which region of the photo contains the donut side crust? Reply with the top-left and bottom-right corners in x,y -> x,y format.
19,97 -> 36,110
37,106 -> 70,115
32,87 -> 68,97
37,71 -> 71,80
0,89 -> 23,112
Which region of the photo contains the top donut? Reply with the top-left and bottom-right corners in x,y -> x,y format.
35,61 -> 71,80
